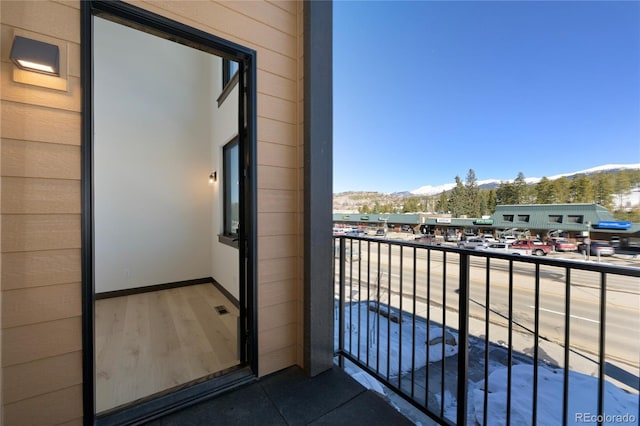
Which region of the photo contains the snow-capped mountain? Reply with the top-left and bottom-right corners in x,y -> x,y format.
410,164 -> 640,196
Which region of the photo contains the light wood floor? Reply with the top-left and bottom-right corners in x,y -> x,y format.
95,283 -> 239,413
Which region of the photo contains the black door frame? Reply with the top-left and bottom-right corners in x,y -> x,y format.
81,1 -> 257,423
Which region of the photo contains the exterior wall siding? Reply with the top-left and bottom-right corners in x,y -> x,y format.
1,1 -> 83,424
1,0 -> 303,423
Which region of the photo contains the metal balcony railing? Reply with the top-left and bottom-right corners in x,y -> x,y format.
333,235 -> 640,426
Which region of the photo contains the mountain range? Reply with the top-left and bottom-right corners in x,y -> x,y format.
408,163 -> 640,196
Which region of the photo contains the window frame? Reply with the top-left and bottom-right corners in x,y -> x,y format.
218,58 -> 239,106
219,136 -> 240,248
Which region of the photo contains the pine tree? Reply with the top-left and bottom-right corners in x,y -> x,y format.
465,169 -> 481,217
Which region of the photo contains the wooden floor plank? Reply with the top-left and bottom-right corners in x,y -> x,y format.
95,284 -> 239,413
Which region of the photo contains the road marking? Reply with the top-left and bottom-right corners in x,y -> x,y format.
530,306 -> 599,324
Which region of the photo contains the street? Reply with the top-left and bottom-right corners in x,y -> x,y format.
336,241 -> 640,390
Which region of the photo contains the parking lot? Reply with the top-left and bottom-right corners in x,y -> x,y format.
365,231 -> 640,269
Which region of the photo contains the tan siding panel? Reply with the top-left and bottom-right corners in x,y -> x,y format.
259,278 -> 297,308
147,1 -> 296,57
3,384 -> 83,426
258,212 -> 297,236
259,257 -> 297,284
1,214 -> 81,252
2,249 -> 81,290
220,1 -> 296,37
1,102 -> 81,146
258,141 -> 297,168
258,117 -> 296,146
2,317 -> 82,367
258,189 -> 297,213
259,322 -> 296,355
258,70 -> 296,101
52,1 -> 81,10
266,0 -> 297,16
258,300 -> 296,332
0,1 -> 80,43
257,165 -> 297,191
258,235 -> 297,260
2,177 -> 80,214
1,63 -> 81,112
1,139 -> 81,179
258,48 -> 297,81
2,282 -> 81,328
3,351 -> 82,404
258,94 -> 296,124
259,344 -> 297,377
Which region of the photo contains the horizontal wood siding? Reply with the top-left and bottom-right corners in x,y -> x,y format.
0,2 -> 304,423
1,1 -> 82,424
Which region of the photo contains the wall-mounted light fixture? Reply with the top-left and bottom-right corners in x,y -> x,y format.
10,35 -> 60,76
209,171 -> 217,183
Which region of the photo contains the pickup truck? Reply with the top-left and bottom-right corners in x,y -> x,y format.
510,240 -> 552,256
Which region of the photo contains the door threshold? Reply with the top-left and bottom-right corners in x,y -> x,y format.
96,365 -> 256,426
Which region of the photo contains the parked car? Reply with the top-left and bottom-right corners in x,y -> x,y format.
580,241 -> 616,256
499,236 -> 518,244
549,238 -> 577,252
475,243 -> 530,255
457,238 -> 488,249
510,240 -> 552,256
375,229 -> 386,236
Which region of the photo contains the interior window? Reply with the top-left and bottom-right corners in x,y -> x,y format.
223,58 -> 239,88
224,137 -> 239,237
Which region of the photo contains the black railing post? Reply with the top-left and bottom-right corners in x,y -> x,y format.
598,272 -> 607,426
338,236 -> 346,368
457,252 -> 470,424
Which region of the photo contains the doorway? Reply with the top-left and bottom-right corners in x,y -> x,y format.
81,1 -> 257,421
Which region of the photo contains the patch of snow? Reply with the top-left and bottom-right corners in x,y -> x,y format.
335,301 -> 458,378
472,364 -> 639,426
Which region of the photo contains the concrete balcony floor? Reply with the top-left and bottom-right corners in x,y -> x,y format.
144,366 -> 416,425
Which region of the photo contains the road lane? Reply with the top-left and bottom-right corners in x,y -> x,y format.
337,244 -> 640,369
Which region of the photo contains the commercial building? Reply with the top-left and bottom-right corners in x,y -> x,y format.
334,204 -> 640,246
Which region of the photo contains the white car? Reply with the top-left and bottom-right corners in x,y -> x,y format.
499,236 -> 518,244
476,243 -> 530,255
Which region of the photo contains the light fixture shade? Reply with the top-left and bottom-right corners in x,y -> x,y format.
10,35 -> 60,76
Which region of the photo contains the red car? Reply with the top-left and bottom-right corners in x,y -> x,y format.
550,238 -> 577,252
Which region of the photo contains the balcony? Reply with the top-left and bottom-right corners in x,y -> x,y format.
333,236 -> 639,425
136,236 -> 638,425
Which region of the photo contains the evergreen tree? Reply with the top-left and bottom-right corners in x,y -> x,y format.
592,172 -> 613,208
448,176 -> 466,217
487,189 -> 497,213
514,172 -> 528,204
553,177 -> 571,203
569,175 -> 594,203
535,177 -> 555,204
436,191 -> 449,213
496,181 -> 517,205
613,171 -> 632,208
465,169 -> 481,217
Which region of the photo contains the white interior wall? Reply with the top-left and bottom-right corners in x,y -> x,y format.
94,17 -> 238,296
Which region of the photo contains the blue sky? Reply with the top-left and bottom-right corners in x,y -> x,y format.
333,1 -> 640,193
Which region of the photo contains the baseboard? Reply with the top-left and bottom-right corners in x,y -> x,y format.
211,278 -> 240,309
95,277 -> 214,300
95,278 -> 240,310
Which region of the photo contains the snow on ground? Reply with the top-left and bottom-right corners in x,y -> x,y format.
335,301 -> 458,378
335,301 -> 638,425
472,364 -> 639,426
